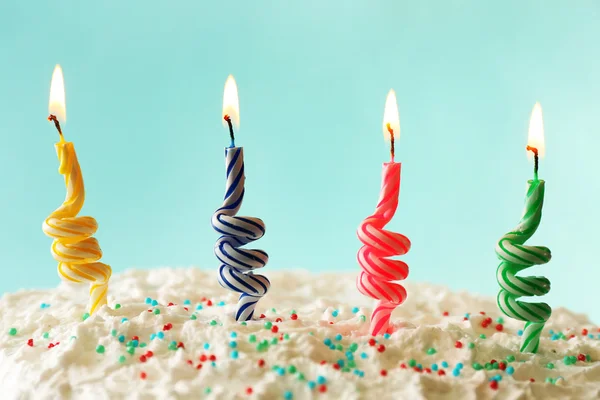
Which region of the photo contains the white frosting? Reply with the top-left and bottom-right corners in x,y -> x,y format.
1,268 -> 599,399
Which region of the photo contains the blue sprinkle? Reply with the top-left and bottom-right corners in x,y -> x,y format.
145,297 -> 152,304
452,369 -> 460,377
329,344 -> 336,350
317,376 -> 326,385
118,335 -> 125,343
196,304 -> 203,310
431,363 -> 438,371
506,366 -> 514,375
517,330 -> 523,336
157,332 -> 165,339
589,334 -> 594,339
551,334 -> 559,341
359,371 -> 365,377
456,362 -> 464,370
353,369 -> 361,375
417,364 -> 422,369
230,332 -> 237,338
323,338 -> 332,346
360,352 -> 368,359
211,361 -> 216,367
332,310 -> 339,317
218,301 -> 225,306
441,361 -> 449,368
337,359 -> 344,367
229,341 -> 237,348
346,353 -> 354,361
131,340 -> 139,347
548,329 -> 554,335
151,300 -> 158,306
150,333 -> 156,340
495,374 -> 503,381
230,350 -> 238,359
121,318 -> 128,323
308,381 -> 316,390
284,391 -> 293,400
383,333 -> 391,339
464,313 -> 470,319
335,334 -> 342,341
183,299 -> 191,305
277,368 -> 285,376
352,307 -> 359,314
204,343 -> 210,350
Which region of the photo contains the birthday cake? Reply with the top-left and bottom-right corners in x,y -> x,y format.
0,268 -> 599,399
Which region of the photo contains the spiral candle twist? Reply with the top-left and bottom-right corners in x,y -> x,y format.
42,139 -> 111,315
357,162 -> 411,336
496,178 -> 551,353
212,147 -> 270,321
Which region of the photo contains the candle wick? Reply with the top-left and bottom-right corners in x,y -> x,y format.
224,114 -> 235,148
526,145 -> 539,181
387,123 -> 395,163
47,114 -> 63,138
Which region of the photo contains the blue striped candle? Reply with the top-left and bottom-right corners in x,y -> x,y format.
211,146 -> 270,321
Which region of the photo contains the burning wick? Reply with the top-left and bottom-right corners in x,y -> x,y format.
386,123 -> 395,163
47,114 -> 63,137
224,114 -> 235,148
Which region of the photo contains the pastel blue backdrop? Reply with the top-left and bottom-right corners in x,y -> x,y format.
1,1 -> 599,321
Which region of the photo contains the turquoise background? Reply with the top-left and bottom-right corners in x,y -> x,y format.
1,1 -> 599,322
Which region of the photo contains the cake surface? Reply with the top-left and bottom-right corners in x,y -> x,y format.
0,268 -> 598,399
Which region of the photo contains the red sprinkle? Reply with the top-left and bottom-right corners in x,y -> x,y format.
163,323 -> 173,331
146,351 -> 154,358
438,370 -> 446,376
200,354 -> 208,362
132,336 -> 140,341
275,318 -> 283,323
318,385 -> 327,393
400,363 -> 407,369
377,344 -> 386,353
184,307 -> 189,311
209,355 -> 217,362
582,329 -> 589,336
333,363 -> 341,370
260,314 -> 266,319
177,341 -> 185,349
498,362 -> 506,371
27,339 -> 34,347
569,334 -> 576,339
187,360 -> 193,365
271,326 -> 279,333
578,354 -> 586,362
368,338 -> 376,347
206,300 -> 213,306
140,372 -> 147,380
290,314 -> 298,320
196,363 -> 203,370
443,311 -> 449,316
480,311 -> 486,315
168,302 -> 175,307
490,380 -> 498,390
424,368 -> 432,374
139,355 -> 147,363
495,324 -> 504,332
320,360 -> 327,365
258,359 -> 265,367
455,341 -> 463,348
246,387 -> 253,395
380,369 -> 387,376
530,378 -> 535,382
413,366 -> 422,373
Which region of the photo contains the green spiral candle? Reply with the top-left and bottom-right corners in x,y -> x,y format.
496,143 -> 552,354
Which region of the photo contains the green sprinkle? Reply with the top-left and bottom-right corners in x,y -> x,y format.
241,322 -> 247,326
586,354 -> 592,362
140,342 -> 147,348
210,320 -> 217,326
249,334 -> 257,343
479,334 -> 486,339
271,308 -> 276,313
264,322 -> 273,329
118,355 -> 126,363
270,337 -> 278,345
342,367 -> 351,372
111,329 -> 117,337
359,315 -> 366,322
297,373 -> 305,381
496,317 -> 504,324
472,362 -> 483,370
468,342 -> 475,349
82,313 -> 90,321
335,344 -> 343,351
290,310 -> 296,315
546,377 -> 554,384
114,304 -> 121,309
426,347 -> 437,355
546,363 -> 555,369
506,355 -> 515,362
153,309 -> 160,315
205,388 -> 212,394
485,363 -> 493,370
349,343 -> 358,352
96,345 -> 105,354
348,360 -> 356,368
288,365 -> 297,373
408,359 -> 417,367
43,332 -> 49,339
8,328 -> 17,336
492,362 -> 499,369
127,346 -> 135,355
284,334 -> 290,340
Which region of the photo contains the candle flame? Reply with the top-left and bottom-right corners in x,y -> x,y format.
382,89 -> 400,142
48,65 -> 66,123
222,75 -> 240,129
527,102 -> 545,158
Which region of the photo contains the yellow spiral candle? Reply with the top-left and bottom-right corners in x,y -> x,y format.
43,65 -> 111,315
